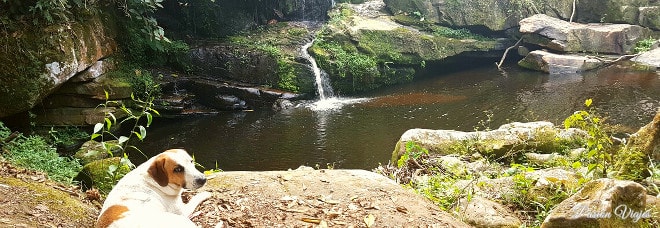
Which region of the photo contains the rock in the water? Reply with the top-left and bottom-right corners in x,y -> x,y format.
520,14 -> 651,54
632,47 -> 660,68
518,50 -> 604,73
453,196 -> 522,228
393,121 -> 585,162
541,178 -> 650,228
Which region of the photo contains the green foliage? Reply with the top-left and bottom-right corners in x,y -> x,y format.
313,40 -> 379,92
47,126 -> 89,149
106,67 -> 162,101
633,38 -> 657,54
0,121 -> 11,139
117,19 -> 191,70
3,134 -> 81,184
563,99 -> 613,177
91,75 -> 160,185
415,175 -> 463,211
397,141 -> 429,168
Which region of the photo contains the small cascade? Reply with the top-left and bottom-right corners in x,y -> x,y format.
301,39 -> 334,100
300,39 -> 369,111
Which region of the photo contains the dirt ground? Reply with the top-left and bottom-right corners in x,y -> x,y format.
0,162 -> 469,228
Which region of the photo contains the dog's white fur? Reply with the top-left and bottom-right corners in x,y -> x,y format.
96,149 -> 211,228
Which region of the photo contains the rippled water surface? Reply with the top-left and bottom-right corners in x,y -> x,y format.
137,64 -> 660,171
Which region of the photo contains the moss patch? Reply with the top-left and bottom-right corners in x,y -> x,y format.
0,177 -> 97,227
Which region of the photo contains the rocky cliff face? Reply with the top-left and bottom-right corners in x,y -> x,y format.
383,0 -> 660,33
0,12 -> 117,118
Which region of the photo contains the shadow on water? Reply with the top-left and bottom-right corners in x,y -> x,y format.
135,64 -> 660,171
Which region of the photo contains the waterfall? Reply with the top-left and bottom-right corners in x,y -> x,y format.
301,39 -> 334,100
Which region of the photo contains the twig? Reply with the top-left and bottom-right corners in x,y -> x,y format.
586,54 -> 640,69
496,38 -> 523,69
570,0 -> 577,22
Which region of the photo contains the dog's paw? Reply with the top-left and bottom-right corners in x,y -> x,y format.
193,191 -> 212,202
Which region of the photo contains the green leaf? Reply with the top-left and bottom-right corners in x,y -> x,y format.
104,90 -> 109,100
108,112 -> 117,124
139,126 -> 147,140
572,161 -> 582,169
146,112 -> 153,127
91,133 -> 101,140
104,118 -> 112,131
93,123 -> 104,134
118,136 -> 129,145
585,99 -> 593,107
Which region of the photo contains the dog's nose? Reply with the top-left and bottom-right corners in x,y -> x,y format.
195,177 -> 207,186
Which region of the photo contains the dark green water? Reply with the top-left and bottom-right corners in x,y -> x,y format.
137,64 -> 660,171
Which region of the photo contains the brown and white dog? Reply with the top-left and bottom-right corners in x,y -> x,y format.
96,149 -> 211,228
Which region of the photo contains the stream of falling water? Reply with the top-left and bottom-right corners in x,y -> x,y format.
300,39 -> 368,111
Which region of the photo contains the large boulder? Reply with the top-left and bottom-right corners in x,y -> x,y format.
383,0 -> 660,32
392,121 -> 586,162
196,167 -> 472,227
632,47 -> 660,68
0,12 -> 117,118
541,178 -> 651,228
519,14 -> 652,54
518,50 -> 604,74
453,196 -> 522,228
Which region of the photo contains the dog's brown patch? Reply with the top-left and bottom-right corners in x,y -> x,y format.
147,153 -> 186,187
96,205 -> 128,228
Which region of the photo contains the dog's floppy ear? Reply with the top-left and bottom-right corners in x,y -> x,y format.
148,155 -> 169,187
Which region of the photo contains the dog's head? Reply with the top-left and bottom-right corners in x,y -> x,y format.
147,149 -> 207,193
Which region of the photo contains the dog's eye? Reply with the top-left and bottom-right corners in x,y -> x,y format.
173,165 -> 184,173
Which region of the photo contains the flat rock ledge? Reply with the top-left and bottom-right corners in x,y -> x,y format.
193,167 -> 470,227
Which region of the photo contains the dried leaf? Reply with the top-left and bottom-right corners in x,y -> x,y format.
301,218 -> 321,224
364,214 -> 375,227
396,206 -> 408,214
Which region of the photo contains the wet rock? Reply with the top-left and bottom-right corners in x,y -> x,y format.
520,14 -> 652,54
518,50 -> 604,74
632,47 -> 660,68
541,178 -> 649,228
210,95 -> 248,110
272,99 -> 295,111
453,196 -> 522,228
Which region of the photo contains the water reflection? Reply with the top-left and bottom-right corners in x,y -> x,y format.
137,64 -> 660,171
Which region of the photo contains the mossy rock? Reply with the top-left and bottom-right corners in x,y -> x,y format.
76,157 -> 131,194
0,176 -> 97,226
74,140 -> 120,165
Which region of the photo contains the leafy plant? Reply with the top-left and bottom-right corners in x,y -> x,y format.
633,38 -> 657,54
3,134 -> 81,184
398,141 -> 429,168
91,80 -> 160,184
563,99 -> 613,177
47,126 -> 89,149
